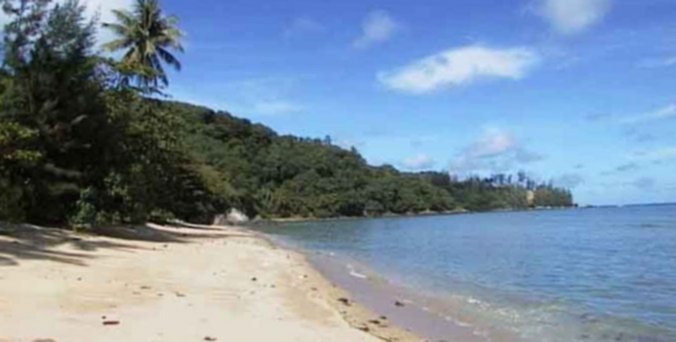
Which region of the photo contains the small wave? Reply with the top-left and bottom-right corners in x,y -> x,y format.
467,297 -> 482,305
444,316 -> 473,328
349,270 -> 368,279
346,264 -> 368,279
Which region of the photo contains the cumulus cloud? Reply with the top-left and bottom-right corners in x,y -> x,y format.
536,0 -> 612,35
0,0 -> 135,47
401,154 -> 436,171
353,10 -> 399,49
449,127 -> 544,176
466,127 -> 518,159
379,45 -> 540,94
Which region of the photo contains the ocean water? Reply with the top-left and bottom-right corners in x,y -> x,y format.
253,205 -> 676,341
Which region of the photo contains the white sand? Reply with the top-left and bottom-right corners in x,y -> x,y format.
0,223 -> 418,341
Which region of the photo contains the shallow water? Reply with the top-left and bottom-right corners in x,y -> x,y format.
254,205 -> 676,341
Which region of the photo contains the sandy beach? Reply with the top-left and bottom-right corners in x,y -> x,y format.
0,223 -> 418,342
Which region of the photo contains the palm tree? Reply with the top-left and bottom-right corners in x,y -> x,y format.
103,0 -> 183,91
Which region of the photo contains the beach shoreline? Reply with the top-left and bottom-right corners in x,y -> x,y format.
261,206 -> 579,224
305,253 -> 503,342
0,222 -> 418,341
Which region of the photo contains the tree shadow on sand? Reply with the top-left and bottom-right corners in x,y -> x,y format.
91,222 -> 248,243
0,222 -> 248,268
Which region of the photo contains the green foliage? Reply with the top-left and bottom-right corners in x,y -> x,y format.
168,103 -> 573,219
0,121 -> 40,222
0,121 -> 41,164
0,0 -> 575,228
102,0 -> 184,92
0,176 -> 27,222
0,0 -> 105,223
420,172 -> 572,212
69,187 -> 98,230
533,185 -> 574,208
0,0 -> 211,226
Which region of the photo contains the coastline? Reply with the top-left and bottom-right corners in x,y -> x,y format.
305,253 -> 509,342
256,230 -> 513,342
262,206 -> 578,224
0,222 -> 418,341
254,207 -> 676,342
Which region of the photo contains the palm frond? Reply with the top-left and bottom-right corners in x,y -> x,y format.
102,38 -> 132,52
102,0 -> 184,91
110,9 -> 135,27
157,47 -> 181,71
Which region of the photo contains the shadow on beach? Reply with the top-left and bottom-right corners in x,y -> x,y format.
0,222 -> 247,268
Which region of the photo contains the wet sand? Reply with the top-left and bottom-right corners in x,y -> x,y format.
0,223 -> 418,341
309,253 -> 518,342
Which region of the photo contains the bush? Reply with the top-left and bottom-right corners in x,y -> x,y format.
0,175 -> 26,222
69,187 -> 98,230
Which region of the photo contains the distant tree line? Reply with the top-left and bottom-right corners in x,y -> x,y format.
0,0 -> 574,227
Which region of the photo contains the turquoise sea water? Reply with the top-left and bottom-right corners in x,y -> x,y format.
254,205 -> 676,341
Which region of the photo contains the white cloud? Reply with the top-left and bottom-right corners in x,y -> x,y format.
449,127 -> 543,176
353,10 -> 399,49
0,0 -> 135,47
620,104 -> 676,125
466,127 -> 518,159
536,0 -> 612,35
379,45 -> 540,94
401,154 -> 436,171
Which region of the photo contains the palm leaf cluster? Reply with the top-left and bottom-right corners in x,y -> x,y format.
103,0 -> 183,91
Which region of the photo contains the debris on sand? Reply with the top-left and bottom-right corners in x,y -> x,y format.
338,297 -> 351,306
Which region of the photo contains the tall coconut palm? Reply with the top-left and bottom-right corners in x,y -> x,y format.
102,0 -> 183,91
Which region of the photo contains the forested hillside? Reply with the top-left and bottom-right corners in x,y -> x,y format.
0,0 -> 573,227
165,101 -> 575,219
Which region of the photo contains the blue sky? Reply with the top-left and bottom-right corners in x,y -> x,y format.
95,0 -> 676,205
